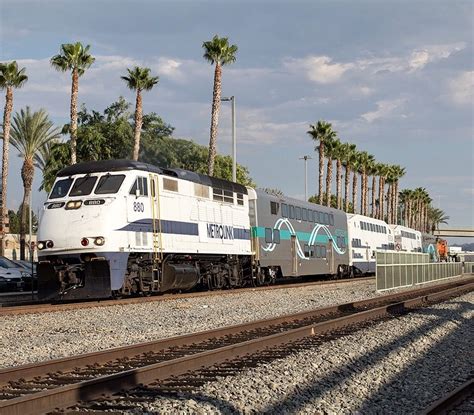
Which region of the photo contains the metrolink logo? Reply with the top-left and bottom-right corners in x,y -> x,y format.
207,223 -> 234,240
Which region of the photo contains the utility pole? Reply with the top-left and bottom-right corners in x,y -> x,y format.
299,155 -> 312,201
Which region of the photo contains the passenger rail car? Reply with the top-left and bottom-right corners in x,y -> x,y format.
389,225 -> 422,253
251,190 -> 350,282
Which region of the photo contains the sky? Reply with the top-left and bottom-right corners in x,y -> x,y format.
0,0 -> 473,243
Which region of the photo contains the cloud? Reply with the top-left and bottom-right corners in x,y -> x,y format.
361,98 -> 406,123
447,71 -> 473,106
283,55 -> 354,84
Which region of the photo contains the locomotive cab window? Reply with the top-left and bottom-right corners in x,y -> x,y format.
270,201 -> 279,215
94,174 -> 125,194
130,177 -> 148,196
49,178 -> 73,199
69,176 -> 98,197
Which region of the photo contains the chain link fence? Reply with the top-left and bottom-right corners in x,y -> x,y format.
376,251 -> 463,291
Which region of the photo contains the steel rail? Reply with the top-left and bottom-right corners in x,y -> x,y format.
0,280 -> 472,415
422,378 -> 474,415
0,276 -> 471,386
0,276 -> 375,315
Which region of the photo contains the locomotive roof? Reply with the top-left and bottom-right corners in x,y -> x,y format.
57,159 -> 248,194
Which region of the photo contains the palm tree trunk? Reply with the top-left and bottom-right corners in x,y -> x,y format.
360,170 -> 364,215
352,172 -> 358,214
393,181 -> 398,224
19,158 -> 34,260
132,88 -> 143,161
378,176 -> 383,220
371,176 -> 376,217
0,86 -> 13,256
344,165 -> 351,212
325,158 -> 332,207
70,68 -> 79,165
386,184 -> 392,223
364,172 -> 369,216
207,63 -> 222,176
318,144 -> 324,205
336,159 -> 342,209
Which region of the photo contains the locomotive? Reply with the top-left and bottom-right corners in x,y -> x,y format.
37,159 -> 423,300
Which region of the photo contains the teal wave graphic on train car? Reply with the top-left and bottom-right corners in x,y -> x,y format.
261,218 -> 346,260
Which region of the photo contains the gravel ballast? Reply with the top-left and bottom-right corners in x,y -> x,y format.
123,291 -> 474,414
1,279 -> 380,368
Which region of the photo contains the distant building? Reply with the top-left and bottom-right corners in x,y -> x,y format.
3,234 -> 38,261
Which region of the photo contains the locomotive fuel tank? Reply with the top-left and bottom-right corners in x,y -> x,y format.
161,263 -> 200,292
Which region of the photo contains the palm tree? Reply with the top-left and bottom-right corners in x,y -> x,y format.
324,138 -> 339,208
331,139 -> 344,210
399,189 -> 412,226
8,107 -> 61,259
368,161 -> 379,218
121,67 -> 159,161
358,152 -> 375,216
341,143 -> 357,212
202,35 -> 238,176
427,207 -> 449,232
0,61 -> 28,255
377,163 -> 389,220
392,165 -> 406,224
308,121 -> 337,205
351,156 -> 362,214
51,42 -> 95,164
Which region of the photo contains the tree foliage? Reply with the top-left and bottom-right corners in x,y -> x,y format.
41,98 -> 255,192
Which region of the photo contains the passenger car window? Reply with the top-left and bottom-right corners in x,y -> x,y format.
302,208 -> 308,221
289,205 -> 295,219
329,214 -> 334,226
324,213 -> 329,225
273,229 -> 280,244
69,176 -> 98,197
295,207 -> 301,220
265,228 -> 273,243
270,201 -> 279,215
49,178 -> 73,199
94,174 -> 125,194
281,203 -> 288,218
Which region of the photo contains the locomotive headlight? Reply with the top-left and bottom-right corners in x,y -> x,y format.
65,200 -> 82,210
81,238 -> 89,247
94,237 -> 105,246
37,241 -> 45,250
46,240 -> 54,249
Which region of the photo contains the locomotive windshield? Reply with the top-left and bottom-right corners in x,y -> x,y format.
49,178 -> 73,199
94,174 -> 125,194
69,176 -> 98,196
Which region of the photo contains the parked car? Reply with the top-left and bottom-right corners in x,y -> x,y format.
11,259 -> 37,291
0,257 -> 27,292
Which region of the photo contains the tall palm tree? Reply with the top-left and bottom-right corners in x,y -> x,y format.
368,161 -> 379,218
121,67 -> 159,161
8,107 -> 61,259
202,35 -> 238,176
399,189 -> 412,226
308,120 -> 337,205
358,152 -> 375,216
351,156 -> 362,214
331,139 -> 344,210
0,61 -> 28,255
51,42 -> 95,164
377,163 -> 389,220
341,143 -> 357,212
324,138 -> 339,208
385,165 -> 397,224
392,165 -> 406,224
427,207 -> 449,232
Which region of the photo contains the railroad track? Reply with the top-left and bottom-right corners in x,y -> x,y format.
423,378 -> 474,415
0,277 -> 472,415
0,275 -> 374,315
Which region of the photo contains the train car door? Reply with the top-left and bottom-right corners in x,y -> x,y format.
327,239 -> 335,274
291,235 -> 298,275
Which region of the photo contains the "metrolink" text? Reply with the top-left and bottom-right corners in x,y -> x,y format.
207,224 -> 234,240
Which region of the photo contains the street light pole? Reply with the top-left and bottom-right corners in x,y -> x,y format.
299,155 -> 312,201
221,96 -> 236,182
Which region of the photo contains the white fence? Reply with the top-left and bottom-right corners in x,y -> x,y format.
376,251 -> 463,291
